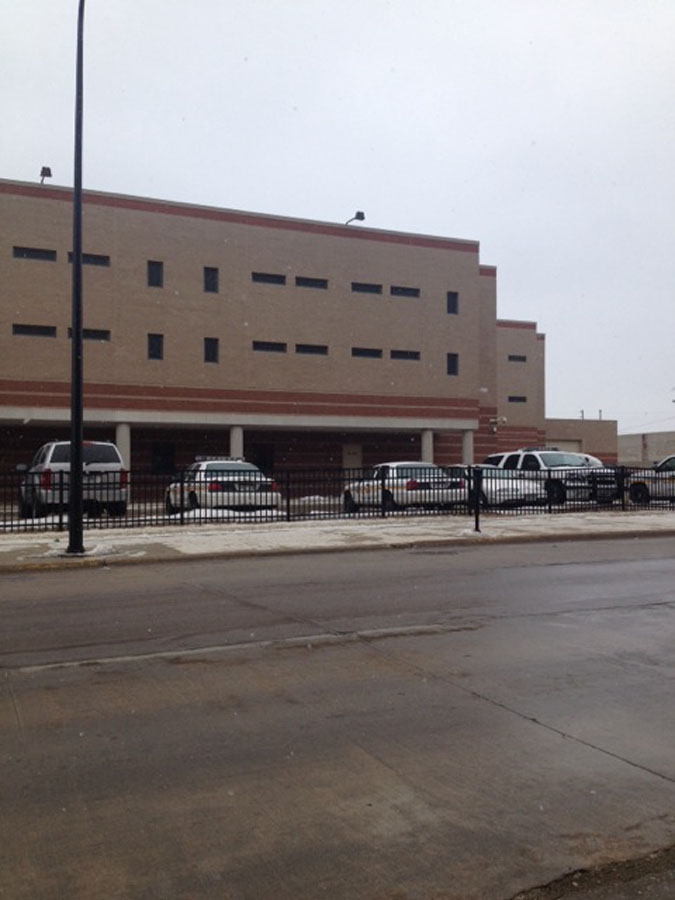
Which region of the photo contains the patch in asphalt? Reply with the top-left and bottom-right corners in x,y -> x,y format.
510,843 -> 675,899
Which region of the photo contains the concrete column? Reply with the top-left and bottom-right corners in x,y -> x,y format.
421,429 -> 434,462
115,423 -> 131,468
462,429 -> 474,464
230,425 -> 244,459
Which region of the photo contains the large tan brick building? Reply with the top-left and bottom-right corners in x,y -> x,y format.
1,178 -> 554,471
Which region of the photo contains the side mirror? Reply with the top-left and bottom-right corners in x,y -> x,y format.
15,464 -> 27,473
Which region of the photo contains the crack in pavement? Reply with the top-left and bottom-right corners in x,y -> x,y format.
362,641 -> 675,787
0,621 -> 483,673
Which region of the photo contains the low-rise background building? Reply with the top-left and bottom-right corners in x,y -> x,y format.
618,431 -> 675,465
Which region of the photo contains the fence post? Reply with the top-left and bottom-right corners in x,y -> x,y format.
618,465 -> 626,511
179,470 -> 185,526
285,471 -> 292,522
58,470 -> 65,531
380,467 -> 387,518
472,466 -> 482,533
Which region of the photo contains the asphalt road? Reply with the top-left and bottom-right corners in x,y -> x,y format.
2,537 -> 675,899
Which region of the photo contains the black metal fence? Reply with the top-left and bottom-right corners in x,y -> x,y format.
1,465 -> 674,534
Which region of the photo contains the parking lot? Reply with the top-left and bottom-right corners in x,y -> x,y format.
2,462 -> 675,535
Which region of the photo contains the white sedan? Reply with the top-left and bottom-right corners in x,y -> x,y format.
459,465 -> 548,508
343,461 -> 467,512
166,459 -> 281,513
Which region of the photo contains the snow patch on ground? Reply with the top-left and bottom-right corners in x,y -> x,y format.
2,509 -> 674,567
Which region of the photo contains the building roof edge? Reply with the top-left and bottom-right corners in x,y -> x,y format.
0,178 -> 481,255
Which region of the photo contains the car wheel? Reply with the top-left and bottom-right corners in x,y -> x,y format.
188,492 -> 200,510
629,483 -> 650,505
382,491 -> 398,512
165,494 -> 178,515
343,491 -> 359,514
31,494 -> 46,518
546,481 -> 566,504
18,492 -> 32,519
107,501 -> 127,517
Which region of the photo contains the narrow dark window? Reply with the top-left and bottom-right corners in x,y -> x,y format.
252,340 -> 287,353
295,343 -> 328,355
351,282 -> 382,294
147,260 -> 163,287
148,333 -> 164,360
68,328 -> 111,341
13,246 -> 57,261
12,323 -> 57,337
251,272 -> 286,285
390,349 -> 420,360
446,352 -> 459,375
295,276 -> 328,289
68,252 -> 110,267
352,347 -> 383,358
508,395 -> 528,403
390,285 -> 420,298
203,267 -> 219,293
508,354 -> 527,362
204,337 -> 219,363
446,291 -> 459,314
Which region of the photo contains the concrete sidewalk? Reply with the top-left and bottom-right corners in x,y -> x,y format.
2,508 -> 675,573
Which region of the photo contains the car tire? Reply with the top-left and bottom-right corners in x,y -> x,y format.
382,491 -> 398,512
165,494 -> 178,515
343,491 -> 359,514
629,483 -> 650,505
107,501 -> 127,517
18,492 -> 32,519
31,494 -> 46,518
188,492 -> 200,510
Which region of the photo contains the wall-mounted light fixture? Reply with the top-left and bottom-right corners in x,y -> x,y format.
345,210 -> 365,225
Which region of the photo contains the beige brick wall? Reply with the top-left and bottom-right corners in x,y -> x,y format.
545,417 -> 618,463
0,179 -> 547,467
1,182 -> 489,402
496,320 -> 546,431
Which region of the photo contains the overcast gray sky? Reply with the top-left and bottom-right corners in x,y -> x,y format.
3,0 -> 674,435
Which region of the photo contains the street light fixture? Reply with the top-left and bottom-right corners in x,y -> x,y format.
345,210 -> 365,225
39,166 -> 52,184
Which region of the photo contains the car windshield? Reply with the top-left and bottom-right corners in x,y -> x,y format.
539,452 -> 591,467
50,443 -> 121,464
204,462 -> 260,473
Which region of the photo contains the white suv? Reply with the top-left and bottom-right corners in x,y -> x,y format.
482,448 -> 619,504
18,440 -> 128,518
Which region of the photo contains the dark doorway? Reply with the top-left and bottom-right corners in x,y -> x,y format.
151,442 -> 176,475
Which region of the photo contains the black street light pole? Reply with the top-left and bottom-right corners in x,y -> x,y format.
67,0 -> 86,554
